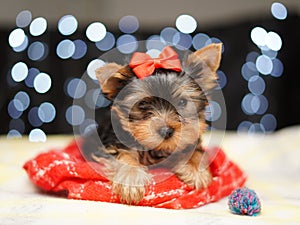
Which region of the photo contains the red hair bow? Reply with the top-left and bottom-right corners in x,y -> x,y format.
129,46 -> 182,79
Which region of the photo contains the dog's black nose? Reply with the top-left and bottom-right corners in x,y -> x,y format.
158,126 -> 174,139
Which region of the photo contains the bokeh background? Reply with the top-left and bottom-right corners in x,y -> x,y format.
1,0 -> 299,141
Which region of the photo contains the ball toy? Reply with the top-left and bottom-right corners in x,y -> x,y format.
228,187 -> 261,216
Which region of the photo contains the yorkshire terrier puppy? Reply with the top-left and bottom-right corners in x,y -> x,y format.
81,43 -> 222,204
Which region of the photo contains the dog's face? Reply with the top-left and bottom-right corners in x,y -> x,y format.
113,72 -> 208,152
96,44 -> 222,153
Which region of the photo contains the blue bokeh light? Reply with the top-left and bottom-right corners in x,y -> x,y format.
271,2 -> 288,20
95,32 -> 115,51
56,39 -> 75,59
119,15 -> 139,34
116,34 -> 138,54
28,41 -> 48,61
28,107 -> 43,127
192,33 -> 210,50
72,39 -> 87,60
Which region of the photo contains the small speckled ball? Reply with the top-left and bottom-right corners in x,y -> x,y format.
228,187 -> 261,216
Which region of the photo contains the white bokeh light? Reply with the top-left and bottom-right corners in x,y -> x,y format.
58,15 -> 78,36
87,59 -> 105,80
8,28 -> 26,48
29,17 -> 47,36
33,72 -> 52,93
29,128 -> 47,142
250,27 -> 267,47
86,22 -> 106,42
175,14 -> 197,34
11,61 -> 28,82
13,35 -> 28,52
265,31 -> 282,51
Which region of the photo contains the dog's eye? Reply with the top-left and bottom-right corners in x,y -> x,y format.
178,98 -> 187,107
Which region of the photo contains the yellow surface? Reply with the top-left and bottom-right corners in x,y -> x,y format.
0,127 -> 300,225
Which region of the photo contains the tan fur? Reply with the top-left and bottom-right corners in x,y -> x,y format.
183,43 -> 222,92
175,148 -> 212,189
113,151 -> 151,204
129,115 -> 201,152
194,43 -> 222,72
93,149 -> 151,204
92,43 -> 222,204
96,64 -> 134,100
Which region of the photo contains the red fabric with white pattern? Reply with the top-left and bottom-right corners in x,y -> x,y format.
23,140 -> 247,209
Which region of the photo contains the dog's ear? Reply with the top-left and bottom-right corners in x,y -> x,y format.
96,63 -> 135,100
183,43 -> 222,92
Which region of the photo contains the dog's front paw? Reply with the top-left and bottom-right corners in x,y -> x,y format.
176,164 -> 212,190
112,164 -> 151,204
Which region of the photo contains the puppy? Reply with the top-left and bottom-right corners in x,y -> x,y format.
81,43 -> 222,204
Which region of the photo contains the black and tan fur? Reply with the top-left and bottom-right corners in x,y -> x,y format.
81,43 -> 222,204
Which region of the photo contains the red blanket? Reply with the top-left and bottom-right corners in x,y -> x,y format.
23,140 -> 247,209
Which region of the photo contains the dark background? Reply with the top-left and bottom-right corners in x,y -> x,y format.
1,1 -> 299,135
